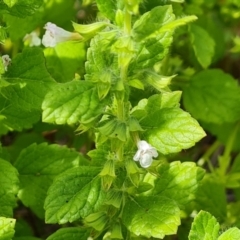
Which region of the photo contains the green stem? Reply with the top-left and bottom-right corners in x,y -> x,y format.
219,122 -> 240,174
113,8 -> 132,162
223,122 -> 240,160
197,140 -> 221,172
124,9 -> 132,35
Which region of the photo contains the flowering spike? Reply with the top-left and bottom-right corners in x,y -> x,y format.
133,140 -> 158,168
42,22 -> 83,48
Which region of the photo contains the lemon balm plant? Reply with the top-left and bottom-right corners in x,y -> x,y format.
1,0 -> 240,239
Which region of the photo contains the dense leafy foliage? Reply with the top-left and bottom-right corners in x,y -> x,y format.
1,0 -> 240,239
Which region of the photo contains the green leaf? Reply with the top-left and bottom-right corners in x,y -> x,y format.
13,237 -> 41,240
0,0 -> 43,17
197,15 -> 225,63
0,159 -> 19,217
218,228 -> 240,240
95,0 -> 116,21
202,122 -> 240,152
131,92 -> 181,121
183,69 -> 240,124
14,219 -> 33,237
132,5 -> 175,41
134,31 -> 173,69
14,143 -> 86,219
0,48 -> 55,130
3,0 -> 17,8
230,154 -> 240,174
2,48 -> 55,112
46,227 -> 90,240
146,92 -> 181,112
153,161 -> 205,208
189,24 -> 215,68
188,211 -> 220,240
44,42 -> 86,83
195,175 -> 227,222
122,196 -> 180,238
226,201 -> 240,229
0,217 -> 15,240
140,108 -> 206,154
42,80 -> 106,125
3,13 -> 41,41
44,166 -> 105,224
159,15 -> 197,33
0,95 -> 40,131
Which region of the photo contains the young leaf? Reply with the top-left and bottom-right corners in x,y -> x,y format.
122,196 -> 181,238
0,217 -> 15,239
183,69 -> 240,124
153,161 -> 205,208
44,166 -> 105,224
1,47 -> 55,112
188,211 -> 220,240
0,159 -> 19,217
132,5 -> 175,41
218,227 -> 240,240
46,227 -> 90,240
159,15 -> 197,33
134,31 -> 173,69
42,80 -> 106,125
140,108 -> 206,154
95,0 -> 116,21
14,143 -> 86,219
189,24 -> 215,69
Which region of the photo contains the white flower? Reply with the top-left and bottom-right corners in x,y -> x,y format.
23,31 -> 41,47
1,55 -> 11,71
133,140 -> 158,168
42,22 -> 82,47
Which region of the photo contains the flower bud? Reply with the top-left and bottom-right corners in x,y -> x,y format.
1,55 -> 11,72
23,31 -> 41,47
72,21 -> 108,40
42,22 -> 83,48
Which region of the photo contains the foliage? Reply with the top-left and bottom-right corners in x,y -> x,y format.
0,0 -> 240,239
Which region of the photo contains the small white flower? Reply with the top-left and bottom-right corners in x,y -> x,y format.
23,31 -> 41,47
1,55 -> 11,71
133,140 -> 158,168
42,22 -> 82,47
